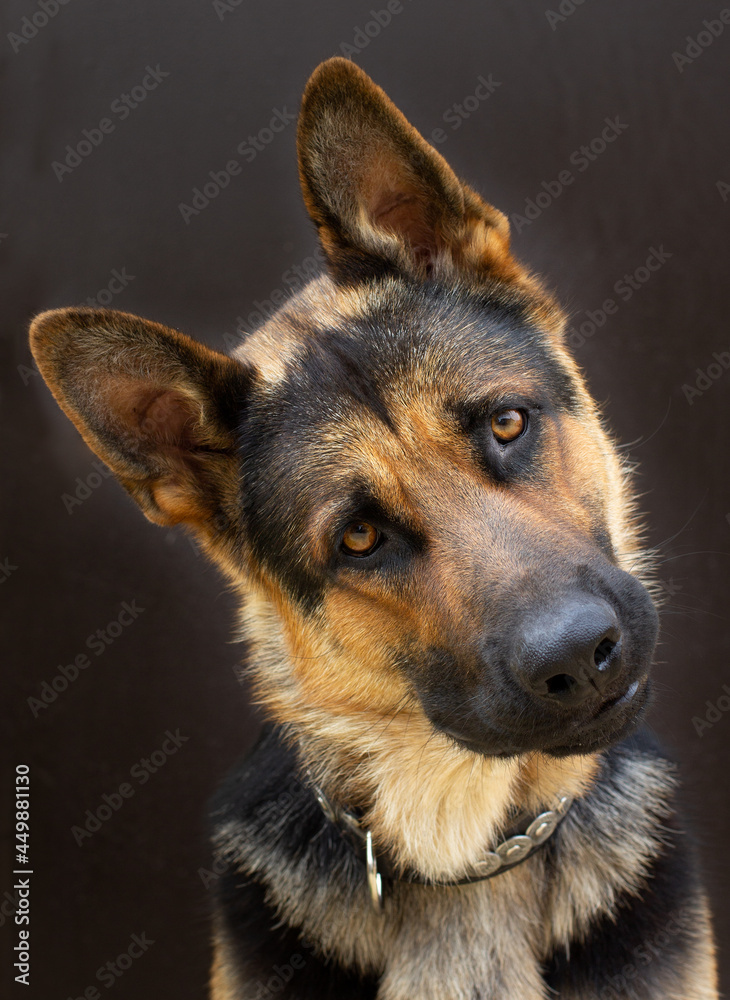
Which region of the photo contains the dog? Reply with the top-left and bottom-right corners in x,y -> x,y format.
30,57 -> 717,999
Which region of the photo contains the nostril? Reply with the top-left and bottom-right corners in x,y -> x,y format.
544,673 -> 579,697
514,599 -> 623,705
594,637 -> 617,670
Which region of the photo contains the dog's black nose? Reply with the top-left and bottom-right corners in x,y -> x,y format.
513,599 -> 622,707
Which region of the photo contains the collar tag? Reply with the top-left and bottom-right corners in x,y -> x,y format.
308,772 -> 573,913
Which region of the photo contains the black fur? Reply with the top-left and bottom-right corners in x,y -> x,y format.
543,731 -> 709,997
210,727 -> 708,998
238,280 -> 580,610
26,56 -> 716,1000
210,728 -> 378,997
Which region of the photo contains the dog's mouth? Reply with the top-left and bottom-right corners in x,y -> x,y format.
591,677 -> 641,719
544,674 -> 651,756
439,674 -> 651,759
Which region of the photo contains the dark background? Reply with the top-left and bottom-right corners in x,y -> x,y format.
2,0 -> 728,996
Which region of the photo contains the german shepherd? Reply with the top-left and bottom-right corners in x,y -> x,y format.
30,58 -> 717,999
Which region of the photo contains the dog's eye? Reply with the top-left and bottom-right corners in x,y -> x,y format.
342,522 -> 380,556
490,408 -> 526,444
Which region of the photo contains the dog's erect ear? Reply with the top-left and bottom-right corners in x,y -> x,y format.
29,308 -> 250,533
297,57 -> 519,286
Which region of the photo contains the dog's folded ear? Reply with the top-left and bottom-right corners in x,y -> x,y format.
297,57 -> 519,286
29,308 -> 250,532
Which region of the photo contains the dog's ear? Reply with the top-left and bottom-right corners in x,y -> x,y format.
297,57 -> 519,286
29,308 -> 250,535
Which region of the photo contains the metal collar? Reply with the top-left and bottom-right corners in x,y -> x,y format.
308,776 -> 573,912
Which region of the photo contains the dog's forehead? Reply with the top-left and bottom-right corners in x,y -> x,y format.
238,275 -> 578,425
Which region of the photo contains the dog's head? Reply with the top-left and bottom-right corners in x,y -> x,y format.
30,59 -> 657,766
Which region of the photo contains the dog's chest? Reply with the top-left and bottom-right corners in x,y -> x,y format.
217,809 -> 553,999
212,733 -> 676,1000
347,873 -> 551,1000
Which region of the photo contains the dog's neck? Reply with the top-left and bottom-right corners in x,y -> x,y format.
294,713 -> 599,882
239,586 -> 600,882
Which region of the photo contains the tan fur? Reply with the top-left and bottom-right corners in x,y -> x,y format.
225,347 -> 642,880
209,927 -> 243,1000
681,897 -> 720,1000
28,56 -> 717,1000
297,57 -> 556,309
237,278 -> 371,384
238,570 -> 597,883
213,748 -> 684,999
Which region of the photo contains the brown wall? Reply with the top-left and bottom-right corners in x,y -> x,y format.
3,0 -> 728,996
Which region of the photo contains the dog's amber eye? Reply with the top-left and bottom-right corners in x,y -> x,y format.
342,522 -> 380,556
490,408 -> 526,443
